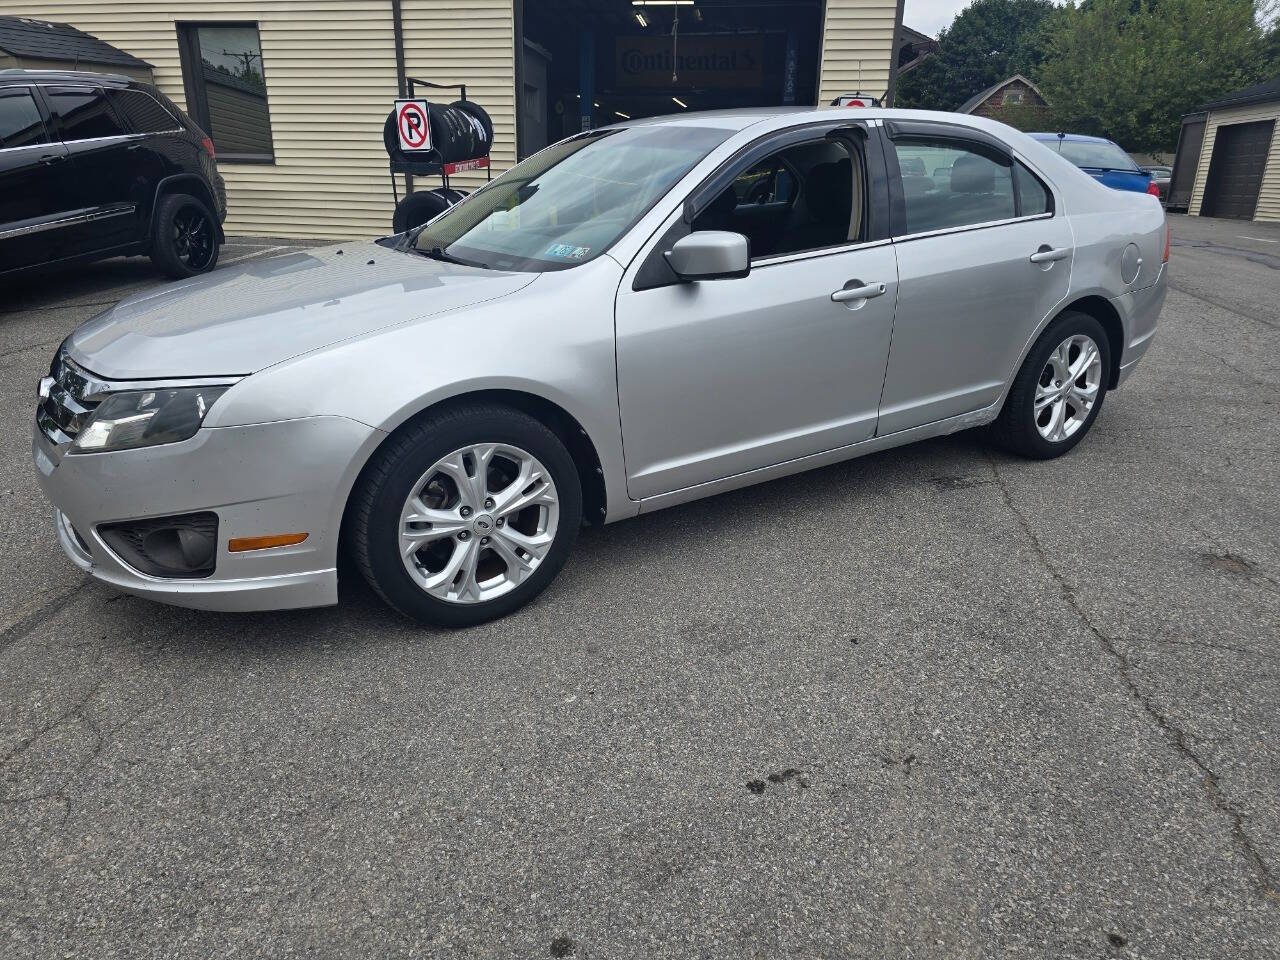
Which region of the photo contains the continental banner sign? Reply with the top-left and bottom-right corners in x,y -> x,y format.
616,35 -> 765,89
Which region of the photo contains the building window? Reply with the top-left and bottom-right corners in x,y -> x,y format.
1004,90 -> 1025,105
177,22 -> 274,162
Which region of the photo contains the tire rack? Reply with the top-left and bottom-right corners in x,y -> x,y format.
389,77 -> 492,206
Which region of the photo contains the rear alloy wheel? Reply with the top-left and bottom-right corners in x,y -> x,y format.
991,310 -> 1111,459
151,193 -> 220,278
350,404 -> 582,627
1033,333 -> 1103,443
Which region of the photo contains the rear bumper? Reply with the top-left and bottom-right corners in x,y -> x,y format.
1113,262 -> 1166,387
34,415 -> 382,612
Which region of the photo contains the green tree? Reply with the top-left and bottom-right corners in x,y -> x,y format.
897,0 -> 1057,110
1038,0 -> 1272,151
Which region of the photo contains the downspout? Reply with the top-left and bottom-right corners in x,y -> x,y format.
885,0 -> 906,106
391,0 -> 412,195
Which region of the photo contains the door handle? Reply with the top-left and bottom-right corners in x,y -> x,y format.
39,154 -> 66,165
831,281 -> 887,303
1029,246 -> 1071,264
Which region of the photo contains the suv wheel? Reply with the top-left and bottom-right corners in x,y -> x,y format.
350,403 -> 583,627
991,310 -> 1111,459
151,193 -> 220,278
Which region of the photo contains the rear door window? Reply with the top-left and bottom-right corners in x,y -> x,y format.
0,89 -> 48,148
107,89 -> 179,134
892,139 -> 1016,235
46,87 -> 126,142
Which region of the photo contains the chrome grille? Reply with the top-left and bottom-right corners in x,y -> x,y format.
37,352 -> 107,445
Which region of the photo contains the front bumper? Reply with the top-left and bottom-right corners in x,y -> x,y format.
33,415 -> 382,612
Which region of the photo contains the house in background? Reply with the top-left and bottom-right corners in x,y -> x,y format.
895,25 -> 938,80
958,74 -> 1047,120
0,16 -> 151,81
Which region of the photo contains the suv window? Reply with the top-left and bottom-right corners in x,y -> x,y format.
693,139 -> 863,259
46,87 -> 126,141
892,139 -> 1016,234
0,89 -> 47,148
107,89 -> 179,134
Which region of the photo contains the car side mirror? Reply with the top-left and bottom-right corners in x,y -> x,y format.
665,231 -> 750,281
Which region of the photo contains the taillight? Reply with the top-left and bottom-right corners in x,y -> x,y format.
200,136 -> 216,160
1163,222 -> 1171,263
1146,179 -> 1160,197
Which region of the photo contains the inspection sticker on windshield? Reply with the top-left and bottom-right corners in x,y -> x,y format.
545,242 -> 591,260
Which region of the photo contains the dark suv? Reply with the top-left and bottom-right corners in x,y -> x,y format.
0,69 -> 226,280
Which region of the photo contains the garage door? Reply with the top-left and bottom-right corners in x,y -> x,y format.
1200,119 -> 1275,220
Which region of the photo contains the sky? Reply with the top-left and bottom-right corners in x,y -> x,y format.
903,0 -> 973,37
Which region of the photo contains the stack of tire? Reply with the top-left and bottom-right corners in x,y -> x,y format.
385,99 -> 494,233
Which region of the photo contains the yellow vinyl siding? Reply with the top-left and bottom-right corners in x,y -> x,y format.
1189,101 -> 1280,222
4,1 -> 403,239
400,0 -> 515,194
817,0 -> 899,105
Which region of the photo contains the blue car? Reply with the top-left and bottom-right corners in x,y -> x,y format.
1029,133 -> 1159,196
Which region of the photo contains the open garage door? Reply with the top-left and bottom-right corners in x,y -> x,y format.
517,0 -> 826,159
1200,120 -> 1275,220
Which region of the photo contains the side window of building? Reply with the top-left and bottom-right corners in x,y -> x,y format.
107,89 -> 180,134
892,138 -> 1016,235
177,22 -> 275,162
45,87 -> 126,142
0,89 -> 48,149
692,139 -> 863,260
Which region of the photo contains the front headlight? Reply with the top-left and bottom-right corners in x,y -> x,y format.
73,386 -> 229,453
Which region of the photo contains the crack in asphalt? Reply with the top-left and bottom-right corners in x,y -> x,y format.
1166,281 -> 1279,331
984,452 -> 1280,906
0,581 -> 87,658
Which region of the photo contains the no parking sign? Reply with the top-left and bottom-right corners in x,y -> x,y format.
395,99 -> 432,152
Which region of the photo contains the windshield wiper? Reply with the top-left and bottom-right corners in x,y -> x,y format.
1079,166 -> 1141,174
415,245 -> 470,266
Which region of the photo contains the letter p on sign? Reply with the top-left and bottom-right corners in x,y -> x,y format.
395,99 -> 431,152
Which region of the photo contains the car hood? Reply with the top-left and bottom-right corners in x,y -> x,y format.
66,241 -> 537,380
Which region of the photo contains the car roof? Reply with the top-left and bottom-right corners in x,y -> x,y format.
1027,132 -> 1118,145
0,67 -> 135,87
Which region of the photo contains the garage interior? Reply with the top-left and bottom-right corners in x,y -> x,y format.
517,0 -> 827,158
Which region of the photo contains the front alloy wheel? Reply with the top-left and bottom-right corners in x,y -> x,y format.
350,403 -> 582,627
399,444 -> 559,604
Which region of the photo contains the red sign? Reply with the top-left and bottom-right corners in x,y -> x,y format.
395,99 -> 431,151
443,156 -> 489,175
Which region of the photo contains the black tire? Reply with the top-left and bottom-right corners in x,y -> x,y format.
438,188 -> 467,205
392,189 -> 451,233
150,193 -> 220,278
349,403 -> 583,628
990,309 -> 1112,459
450,99 -> 494,146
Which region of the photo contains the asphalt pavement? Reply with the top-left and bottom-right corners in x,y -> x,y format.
0,217 -> 1277,958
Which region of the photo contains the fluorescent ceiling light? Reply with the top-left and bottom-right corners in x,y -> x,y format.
672,96 -> 688,108
634,11 -> 648,26
615,111 -> 631,119
594,102 -> 600,108
633,1 -> 694,5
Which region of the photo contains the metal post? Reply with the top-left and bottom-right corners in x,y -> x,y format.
579,30 -> 594,133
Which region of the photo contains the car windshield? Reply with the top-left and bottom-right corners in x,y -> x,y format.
412,124 -> 733,271
1047,139 -> 1141,172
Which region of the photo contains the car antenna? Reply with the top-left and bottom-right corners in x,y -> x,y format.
1056,131 -> 1066,152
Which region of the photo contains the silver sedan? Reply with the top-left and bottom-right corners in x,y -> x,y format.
33,107 -> 1168,626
